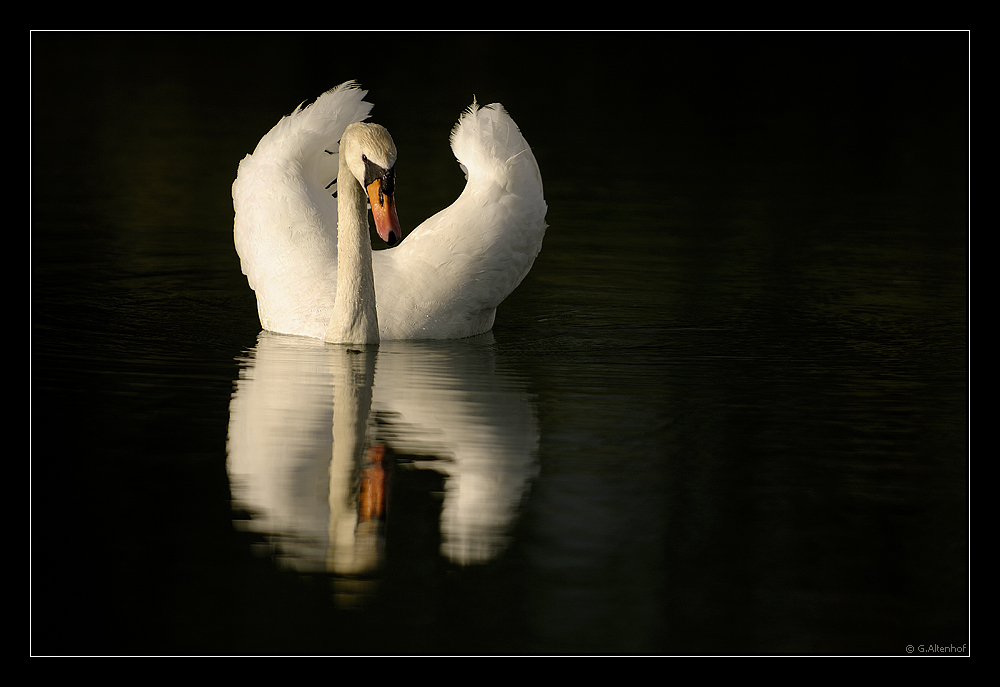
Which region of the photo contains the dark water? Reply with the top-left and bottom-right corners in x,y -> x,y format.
31,32 -> 968,655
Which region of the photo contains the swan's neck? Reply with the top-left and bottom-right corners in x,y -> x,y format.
325,156 -> 379,344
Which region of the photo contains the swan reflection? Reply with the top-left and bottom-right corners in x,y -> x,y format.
227,331 -> 538,592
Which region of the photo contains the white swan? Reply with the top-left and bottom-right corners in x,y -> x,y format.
233,81 -> 547,343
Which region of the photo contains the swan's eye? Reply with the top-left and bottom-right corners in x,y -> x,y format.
363,157 -> 391,190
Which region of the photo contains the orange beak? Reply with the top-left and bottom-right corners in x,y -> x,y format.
366,178 -> 401,247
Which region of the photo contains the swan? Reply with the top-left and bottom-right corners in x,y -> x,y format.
233,81 -> 547,343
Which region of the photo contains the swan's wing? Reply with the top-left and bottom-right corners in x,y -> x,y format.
375,102 -> 547,339
233,82 -> 372,339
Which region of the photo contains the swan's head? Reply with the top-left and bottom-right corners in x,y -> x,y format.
342,122 -> 401,247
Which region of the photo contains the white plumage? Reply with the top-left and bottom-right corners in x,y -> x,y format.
233,81 -> 547,341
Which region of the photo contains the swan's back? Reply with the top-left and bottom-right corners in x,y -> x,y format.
374,102 -> 547,339
233,83 -> 372,338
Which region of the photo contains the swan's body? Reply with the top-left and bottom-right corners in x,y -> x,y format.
233,82 -> 547,343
